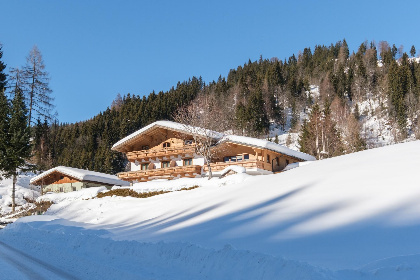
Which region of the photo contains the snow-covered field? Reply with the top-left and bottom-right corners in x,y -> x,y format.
1,141 -> 420,279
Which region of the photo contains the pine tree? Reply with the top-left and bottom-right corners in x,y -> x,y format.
1,86 -> 32,212
0,88 -> 10,179
22,45 -> 55,125
0,43 -> 6,93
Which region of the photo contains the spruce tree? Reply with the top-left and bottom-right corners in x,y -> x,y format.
0,88 -> 10,178
410,45 -> 416,57
0,43 -> 6,93
1,86 -> 32,212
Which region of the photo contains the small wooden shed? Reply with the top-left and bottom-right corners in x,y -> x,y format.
30,166 -> 130,193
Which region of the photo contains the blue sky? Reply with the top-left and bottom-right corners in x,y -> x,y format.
1,0 -> 419,124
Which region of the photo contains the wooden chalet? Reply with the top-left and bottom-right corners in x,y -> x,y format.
30,166 -> 130,193
112,121 -> 316,183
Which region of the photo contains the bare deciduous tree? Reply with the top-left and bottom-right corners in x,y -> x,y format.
173,94 -> 228,179
22,45 -> 55,125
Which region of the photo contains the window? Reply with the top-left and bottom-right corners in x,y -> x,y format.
275,157 -> 279,166
184,139 -> 193,145
163,142 -> 171,148
184,158 -> 193,166
162,161 -> 170,168
223,154 -> 249,162
60,176 -> 64,180
141,145 -> 149,150
286,159 -> 290,165
141,163 -> 149,170
266,154 -> 270,163
72,186 -> 76,191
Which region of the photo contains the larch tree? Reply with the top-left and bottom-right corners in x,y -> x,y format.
22,45 -> 55,126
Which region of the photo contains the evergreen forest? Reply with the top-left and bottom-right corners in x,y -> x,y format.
3,39 -> 420,174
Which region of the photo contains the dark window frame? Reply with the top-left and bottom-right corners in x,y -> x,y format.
183,158 -> 193,166
141,163 -> 149,170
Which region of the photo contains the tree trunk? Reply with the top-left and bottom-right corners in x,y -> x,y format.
207,162 -> 212,180
12,172 -> 17,212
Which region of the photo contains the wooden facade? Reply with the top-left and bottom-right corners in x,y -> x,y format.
113,122 -> 309,182
31,170 -> 116,193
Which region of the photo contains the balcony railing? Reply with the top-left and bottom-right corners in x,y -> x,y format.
203,160 -> 264,172
126,144 -> 196,161
118,165 -> 202,181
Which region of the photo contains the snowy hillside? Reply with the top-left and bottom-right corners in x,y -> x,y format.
271,84 -> 419,152
1,141 -> 420,279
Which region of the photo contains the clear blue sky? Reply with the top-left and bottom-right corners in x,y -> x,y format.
1,0 -> 419,124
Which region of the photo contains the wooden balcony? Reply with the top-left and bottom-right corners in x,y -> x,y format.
203,160 -> 264,172
118,165 -> 202,182
126,144 -> 196,161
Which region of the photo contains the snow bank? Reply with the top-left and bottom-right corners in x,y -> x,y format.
283,161 -> 313,171
0,173 -> 39,215
0,221 -> 333,280
220,165 -> 246,177
37,186 -> 107,204
128,173 -> 251,193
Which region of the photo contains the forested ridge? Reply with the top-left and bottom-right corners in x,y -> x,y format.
24,40 -> 420,174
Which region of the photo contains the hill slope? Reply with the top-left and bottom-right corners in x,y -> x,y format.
1,141 -> 420,279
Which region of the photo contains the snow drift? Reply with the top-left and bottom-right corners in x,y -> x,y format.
1,140 -> 420,279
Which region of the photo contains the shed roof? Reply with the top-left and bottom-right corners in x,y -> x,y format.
30,166 -> 130,186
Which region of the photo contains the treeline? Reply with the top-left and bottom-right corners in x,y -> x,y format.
32,78 -> 203,174
30,39 -> 420,171
3,39 -> 420,174
193,40 -> 420,159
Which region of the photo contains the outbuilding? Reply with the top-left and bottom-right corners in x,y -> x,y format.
30,166 -> 130,193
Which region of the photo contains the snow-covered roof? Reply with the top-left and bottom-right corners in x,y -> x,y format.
112,120 -> 316,162
30,166 -> 130,186
112,120 -> 224,152
219,135 -> 316,161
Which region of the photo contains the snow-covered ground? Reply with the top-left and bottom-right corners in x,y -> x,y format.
0,173 -> 39,217
1,141 -> 420,279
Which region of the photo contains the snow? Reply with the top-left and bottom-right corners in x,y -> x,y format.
221,134 -> 316,161
283,161 -> 313,171
0,173 -> 39,216
1,141 -> 420,279
37,186 -> 107,204
219,165 -> 246,176
30,166 -> 130,186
